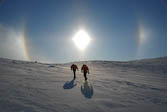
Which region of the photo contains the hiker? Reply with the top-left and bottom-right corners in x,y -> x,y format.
81,64 -> 89,80
71,64 -> 78,79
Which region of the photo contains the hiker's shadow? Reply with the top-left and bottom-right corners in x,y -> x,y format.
63,79 -> 77,89
81,81 -> 94,99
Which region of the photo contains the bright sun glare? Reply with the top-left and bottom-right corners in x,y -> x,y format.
72,29 -> 91,50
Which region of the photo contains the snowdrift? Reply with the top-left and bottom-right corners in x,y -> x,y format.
0,57 -> 167,112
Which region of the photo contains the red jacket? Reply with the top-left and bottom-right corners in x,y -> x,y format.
81,64 -> 89,73
71,64 -> 78,71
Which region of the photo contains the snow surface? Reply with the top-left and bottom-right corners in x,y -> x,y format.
0,57 -> 167,112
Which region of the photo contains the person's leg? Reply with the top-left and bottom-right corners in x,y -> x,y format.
84,72 -> 87,80
73,70 -> 76,79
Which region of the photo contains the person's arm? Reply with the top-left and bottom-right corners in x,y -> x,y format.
76,66 -> 78,71
71,65 -> 73,70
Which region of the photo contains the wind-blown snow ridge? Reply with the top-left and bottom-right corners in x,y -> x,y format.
0,57 -> 167,112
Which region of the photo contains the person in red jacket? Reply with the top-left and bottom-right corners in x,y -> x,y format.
81,64 -> 89,81
71,64 -> 78,79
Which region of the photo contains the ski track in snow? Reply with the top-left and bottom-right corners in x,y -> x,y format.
0,57 -> 167,112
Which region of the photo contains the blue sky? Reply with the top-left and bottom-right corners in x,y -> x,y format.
0,0 -> 166,63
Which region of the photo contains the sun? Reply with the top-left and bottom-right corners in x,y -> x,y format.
72,29 -> 91,50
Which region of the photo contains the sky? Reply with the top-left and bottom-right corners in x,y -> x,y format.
0,0 -> 166,63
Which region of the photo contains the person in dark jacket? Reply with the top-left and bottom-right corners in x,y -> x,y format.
71,64 -> 78,79
81,64 -> 89,80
